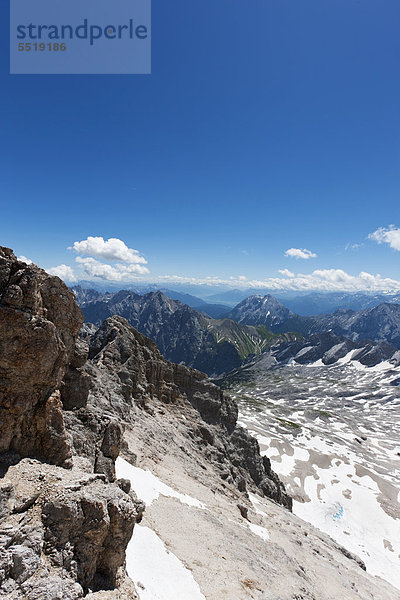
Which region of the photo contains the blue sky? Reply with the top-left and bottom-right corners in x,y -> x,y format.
1,0 -> 400,291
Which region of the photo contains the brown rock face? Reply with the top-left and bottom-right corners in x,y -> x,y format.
0,249 -> 143,599
0,247 -> 83,464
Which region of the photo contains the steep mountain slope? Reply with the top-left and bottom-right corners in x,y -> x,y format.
83,316 -> 398,600
78,291 -> 282,375
217,333 -> 400,389
85,315 -> 291,509
307,303 -> 400,347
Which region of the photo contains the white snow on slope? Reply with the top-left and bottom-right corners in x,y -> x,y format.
126,525 -> 206,600
116,457 -> 206,600
248,522 -> 270,541
293,457 -> 400,589
116,457 -> 206,508
259,430 -> 400,590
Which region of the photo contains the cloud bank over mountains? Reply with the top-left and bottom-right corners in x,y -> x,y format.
75,256 -> 149,281
36,228 -> 400,292
155,269 -> 400,292
47,264 -> 78,282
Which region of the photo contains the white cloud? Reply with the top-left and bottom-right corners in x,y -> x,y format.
368,226 -> 400,251
155,268 -> 400,292
76,256 -> 149,281
278,269 -> 294,278
284,248 -> 317,260
345,243 -> 363,251
61,235 -> 150,282
70,236 -> 147,264
47,264 -> 77,282
18,255 -> 33,265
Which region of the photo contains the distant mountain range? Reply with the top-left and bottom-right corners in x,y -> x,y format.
72,284 -> 206,308
72,286 -> 400,376
74,282 -> 400,314
229,294 -> 400,348
208,289 -> 400,313
280,291 -> 400,316
72,288 -> 298,376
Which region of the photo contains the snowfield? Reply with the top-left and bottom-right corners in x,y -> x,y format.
232,359 -> 400,590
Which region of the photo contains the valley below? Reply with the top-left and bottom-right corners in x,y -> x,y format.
224,358 -> 400,590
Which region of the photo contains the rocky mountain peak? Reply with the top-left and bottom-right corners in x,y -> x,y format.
227,294 -> 294,327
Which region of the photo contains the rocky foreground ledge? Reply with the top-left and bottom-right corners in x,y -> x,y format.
0,247 -> 144,599
1,246 -> 399,600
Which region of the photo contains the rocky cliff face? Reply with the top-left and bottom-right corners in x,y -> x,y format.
0,248 -> 143,599
84,315 -> 292,509
0,247 -> 82,464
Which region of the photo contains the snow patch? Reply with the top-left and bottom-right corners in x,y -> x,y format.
126,525 -> 206,600
116,457 -> 206,509
248,522 -> 270,541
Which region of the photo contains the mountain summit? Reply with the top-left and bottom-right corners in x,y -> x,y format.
227,294 -> 295,328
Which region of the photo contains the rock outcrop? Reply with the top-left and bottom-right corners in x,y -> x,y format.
0,247 -> 82,465
85,315 -> 292,509
0,248 -> 142,599
0,456 -> 143,599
